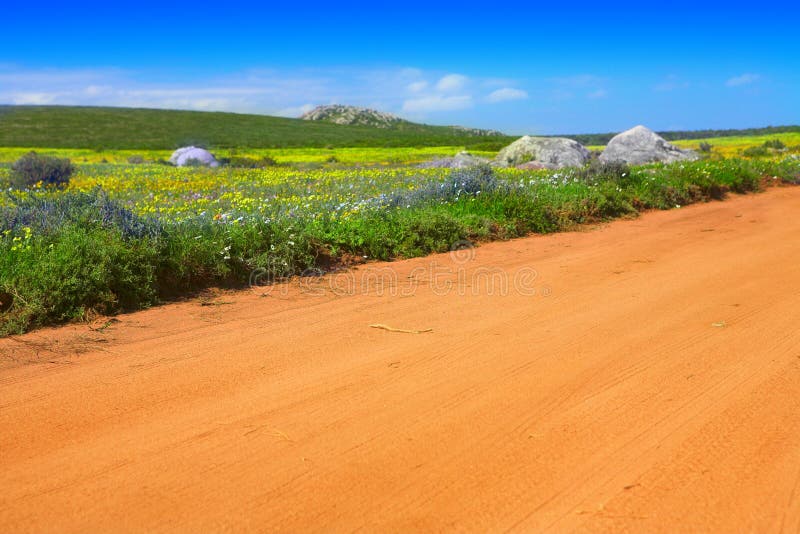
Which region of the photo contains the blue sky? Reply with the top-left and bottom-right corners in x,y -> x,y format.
2,1 -> 798,134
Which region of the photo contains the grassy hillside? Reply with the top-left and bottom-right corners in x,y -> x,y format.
0,106 -> 513,150
2,105 -> 796,152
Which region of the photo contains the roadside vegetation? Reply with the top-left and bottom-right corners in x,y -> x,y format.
2,154 -> 798,335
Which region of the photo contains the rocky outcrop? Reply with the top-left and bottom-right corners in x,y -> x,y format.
494,136 -> 590,168
301,104 -> 505,136
300,105 -> 405,128
418,151 -> 490,169
600,125 -> 698,165
448,125 -> 506,137
169,146 -> 219,167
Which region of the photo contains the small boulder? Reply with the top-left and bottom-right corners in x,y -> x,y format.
169,146 -> 219,167
418,151 -> 489,169
494,136 -> 590,168
600,126 -> 698,165
452,151 -> 489,168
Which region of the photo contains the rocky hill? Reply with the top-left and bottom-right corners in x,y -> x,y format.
301,105 -> 504,136
300,105 -> 406,128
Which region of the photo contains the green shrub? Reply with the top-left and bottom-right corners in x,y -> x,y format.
742,146 -> 769,158
397,211 -> 467,257
465,141 -> 507,152
575,160 -> 633,186
763,139 -> 786,150
10,152 -> 74,189
699,142 -> 713,153
0,225 -> 159,334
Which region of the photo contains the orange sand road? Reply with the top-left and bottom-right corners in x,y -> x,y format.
2,187 -> 800,533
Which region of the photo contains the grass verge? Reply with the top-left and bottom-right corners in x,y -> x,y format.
1,157 -> 799,335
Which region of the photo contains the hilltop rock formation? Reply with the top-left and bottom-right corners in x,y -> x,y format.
169,146 -> 219,167
300,104 -> 505,136
600,125 -> 698,165
494,136 -> 590,168
418,151 -> 490,169
300,105 -> 405,128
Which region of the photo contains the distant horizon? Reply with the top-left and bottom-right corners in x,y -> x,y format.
2,1 -> 798,135
3,103 -> 799,138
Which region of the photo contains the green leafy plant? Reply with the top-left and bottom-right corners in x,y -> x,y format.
10,152 -> 74,189
742,146 -> 768,158
763,139 -> 786,149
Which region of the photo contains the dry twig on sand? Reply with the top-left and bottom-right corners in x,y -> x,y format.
369,324 -> 433,334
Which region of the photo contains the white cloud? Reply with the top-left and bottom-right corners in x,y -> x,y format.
121,87 -> 269,97
587,89 -> 608,99
85,85 -> 112,96
0,67 -> 344,115
486,87 -> 528,103
0,68 -> 119,85
11,92 -> 59,105
435,74 -> 468,92
398,67 -> 424,79
407,80 -> 428,93
726,73 -> 760,87
0,66 -> 522,123
402,95 -> 473,113
274,103 -> 315,118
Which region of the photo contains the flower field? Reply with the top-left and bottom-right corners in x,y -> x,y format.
671,132 -> 800,158
0,146 -> 497,166
1,151 -> 799,335
1,130 -> 797,166
67,165 -> 460,222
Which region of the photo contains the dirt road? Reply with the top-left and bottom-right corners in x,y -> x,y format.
2,187 -> 800,533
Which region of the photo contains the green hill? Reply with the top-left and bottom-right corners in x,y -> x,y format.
2,106 -> 796,151
0,106 -> 513,150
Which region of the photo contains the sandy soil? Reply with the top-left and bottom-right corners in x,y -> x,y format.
2,187 -> 800,533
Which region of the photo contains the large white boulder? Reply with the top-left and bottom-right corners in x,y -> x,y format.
494,136 -> 590,168
600,126 -> 698,165
169,146 -> 219,167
